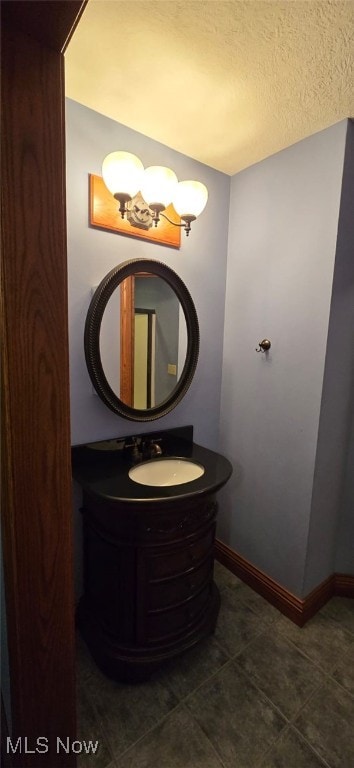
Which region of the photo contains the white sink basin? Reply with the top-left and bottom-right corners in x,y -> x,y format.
128,458 -> 205,487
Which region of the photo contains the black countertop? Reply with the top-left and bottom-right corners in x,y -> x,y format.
71,427 -> 232,504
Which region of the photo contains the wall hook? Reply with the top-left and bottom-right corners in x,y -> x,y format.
256,339 -> 271,353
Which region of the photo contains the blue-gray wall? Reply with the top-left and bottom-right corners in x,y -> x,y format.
66,99 -> 230,450
304,121 -> 354,591
218,120 -> 349,596
335,409 -> 354,573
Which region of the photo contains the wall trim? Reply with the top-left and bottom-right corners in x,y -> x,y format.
334,572 -> 354,596
214,539 -> 353,626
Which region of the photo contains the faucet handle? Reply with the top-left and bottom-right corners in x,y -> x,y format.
124,437 -> 143,461
124,436 -> 141,448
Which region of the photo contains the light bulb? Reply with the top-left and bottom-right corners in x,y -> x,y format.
102,151 -> 144,199
141,166 -> 178,209
172,180 -> 208,218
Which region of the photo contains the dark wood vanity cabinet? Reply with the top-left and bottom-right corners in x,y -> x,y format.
78,491 -> 220,682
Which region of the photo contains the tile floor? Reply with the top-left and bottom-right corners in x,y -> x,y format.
77,562 -> 354,768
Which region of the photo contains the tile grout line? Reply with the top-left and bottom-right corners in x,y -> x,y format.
107,698 -> 229,767
77,681 -> 117,768
186,709 -> 229,768
253,723 -> 294,768
220,628 -> 271,665
78,639 -> 237,764
325,672 -> 354,700
181,657 -> 235,706
290,724 -> 334,768
250,620 -> 354,699
78,648 -> 185,763
228,655 -> 338,736
227,658 -> 292,724
214,603 -> 279,660
228,631 -> 353,725
313,652 -> 354,701
218,618 -> 299,668
183,656 -> 291,768
285,676 -> 330,725
225,663 -> 334,768
228,650 -> 350,768
217,581 -> 283,624
108,699 -> 184,764
273,629 -> 354,684
86,701 -> 121,768
319,604 -> 354,638
254,721 -> 333,768
105,656 -> 236,762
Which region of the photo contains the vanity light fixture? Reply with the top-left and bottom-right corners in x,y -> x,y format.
101,151 -> 208,236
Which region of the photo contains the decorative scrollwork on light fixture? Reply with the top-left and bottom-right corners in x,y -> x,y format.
101,151 -> 208,237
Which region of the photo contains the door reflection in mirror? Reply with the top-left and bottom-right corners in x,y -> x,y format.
135,276 -> 182,407
134,309 -> 156,409
99,273 -> 187,409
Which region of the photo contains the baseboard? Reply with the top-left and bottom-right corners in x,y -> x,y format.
214,539 -> 353,626
334,573 -> 354,597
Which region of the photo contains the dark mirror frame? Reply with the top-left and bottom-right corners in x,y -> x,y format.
84,258 -> 200,421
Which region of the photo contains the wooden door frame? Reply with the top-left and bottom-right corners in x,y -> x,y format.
120,276 -> 135,405
1,2 -> 87,766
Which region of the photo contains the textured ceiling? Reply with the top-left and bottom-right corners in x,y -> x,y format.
65,0 -> 354,175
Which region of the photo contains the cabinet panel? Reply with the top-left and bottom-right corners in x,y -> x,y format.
83,518 -> 135,642
147,557 -> 213,609
146,583 -> 211,642
138,498 -> 217,543
145,525 -> 215,579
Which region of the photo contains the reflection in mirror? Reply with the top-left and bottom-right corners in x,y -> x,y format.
133,276 -> 185,408
100,274 -> 187,409
85,259 -> 199,421
136,276 -> 181,407
134,308 -> 156,409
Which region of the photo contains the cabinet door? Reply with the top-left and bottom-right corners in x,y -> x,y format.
83,517 -> 135,642
147,556 -> 213,609
143,525 -> 215,580
146,582 -> 212,643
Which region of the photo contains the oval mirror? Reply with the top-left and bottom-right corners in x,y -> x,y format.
84,259 -> 199,421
